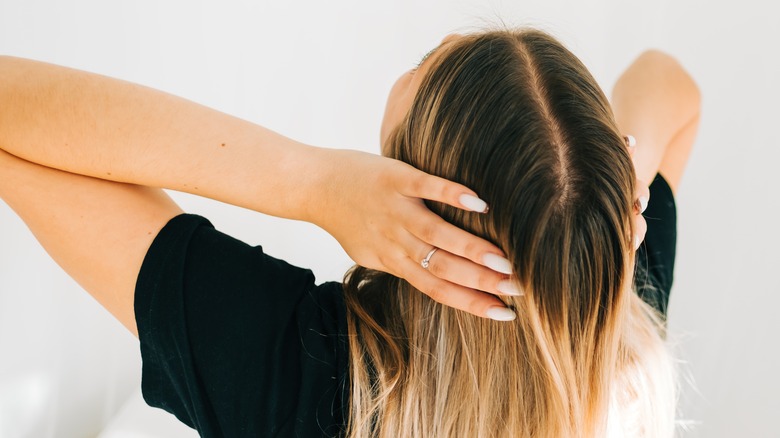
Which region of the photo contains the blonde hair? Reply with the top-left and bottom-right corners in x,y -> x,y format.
343,29 -> 677,437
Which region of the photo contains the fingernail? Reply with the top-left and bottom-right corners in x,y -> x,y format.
459,194 -> 488,213
634,235 -> 641,250
638,196 -> 648,214
625,134 -> 637,148
486,307 -> 517,321
483,253 -> 513,275
497,280 -> 523,296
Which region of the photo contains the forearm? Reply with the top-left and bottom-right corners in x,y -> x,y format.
0,55 -> 326,221
611,50 -> 701,183
0,57 -> 523,321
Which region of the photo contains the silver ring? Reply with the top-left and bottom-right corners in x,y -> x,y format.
421,248 -> 438,269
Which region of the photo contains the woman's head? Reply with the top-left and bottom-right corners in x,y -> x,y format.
383,27 -> 637,380
345,28 -> 675,438
382,29 -> 636,260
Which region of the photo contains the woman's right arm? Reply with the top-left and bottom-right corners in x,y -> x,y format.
611,50 -> 701,193
0,56 -> 515,325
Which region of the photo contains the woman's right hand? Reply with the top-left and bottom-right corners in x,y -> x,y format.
306,148 -> 519,322
0,56 -> 519,321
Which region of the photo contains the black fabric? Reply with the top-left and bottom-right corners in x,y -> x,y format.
635,173 -> 678,319
134,216 -> 349,437
134,173 -> 676,437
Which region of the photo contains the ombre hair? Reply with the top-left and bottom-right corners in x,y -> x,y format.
343,28 -> 677,438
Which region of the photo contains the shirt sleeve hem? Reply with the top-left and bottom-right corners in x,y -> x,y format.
133,213 -> 213,423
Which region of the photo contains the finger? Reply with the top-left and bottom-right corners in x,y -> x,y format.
624,134 -> 637,153
634,213 -> 648,251
409,237 -> 521,297
399,257 -> 517,321
634,181 -> 650,214
400,170 -> 490,214
404,203 -> 512,274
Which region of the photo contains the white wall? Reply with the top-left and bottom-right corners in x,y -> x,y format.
0,0 -> 777,436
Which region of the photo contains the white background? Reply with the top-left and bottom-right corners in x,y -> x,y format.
0,0 -> 778,436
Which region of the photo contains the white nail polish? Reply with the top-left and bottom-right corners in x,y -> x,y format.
639,196 -> 648,213
486,307 -> 517,321
497,280 -> 523,296
483,253 -> 513,275
634,235 -> 641,250
459,194 -> 488,213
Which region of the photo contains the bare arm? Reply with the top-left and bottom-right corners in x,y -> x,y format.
0,149 -> 181,336
611,50 -> 701,193
0,55 -> 321,220
0,56 -> 517,328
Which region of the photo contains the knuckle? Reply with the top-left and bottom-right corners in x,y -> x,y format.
376,169 -> 396,192
477,273 -> 496,292
380,227 -> 396,244
376,252 -> 390,268
409,174 -> 427,194
436,180 -> 453,199
418,222 -> 438,243
462,241 -> 480,259
377,250 -> 403,271
465,298 -> 482,316
425,284 -> 445,303
428,256 -> 448,277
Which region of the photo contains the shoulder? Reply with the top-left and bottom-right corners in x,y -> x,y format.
135,213 -> 349,436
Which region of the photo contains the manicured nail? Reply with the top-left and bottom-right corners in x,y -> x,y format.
638,196 -> 648,213
486,307 -> 517,321
483,253 -> 512,275
497,280 -> 523,296
634,235 -> 641,250
625,134 -> 636,148
459,194 -> 488,213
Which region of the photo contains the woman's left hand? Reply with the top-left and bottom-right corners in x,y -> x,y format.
626,135 -> 649,251
308,149 -> 518,321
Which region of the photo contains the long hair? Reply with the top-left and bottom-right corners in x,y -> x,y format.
343,29 -> 677,438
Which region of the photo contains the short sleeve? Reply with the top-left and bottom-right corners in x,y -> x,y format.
134,213 -> 348,437
634,173 -> 678,319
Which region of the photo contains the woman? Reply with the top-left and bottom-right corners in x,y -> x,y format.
0,28 -> 700,437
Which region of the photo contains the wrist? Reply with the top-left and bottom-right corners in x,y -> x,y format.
270,142 -> 338,225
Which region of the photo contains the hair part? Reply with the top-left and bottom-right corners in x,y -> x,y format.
343,28 -> 677,438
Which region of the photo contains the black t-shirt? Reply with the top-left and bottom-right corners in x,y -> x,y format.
134,173 -> 677,437
634,173 -> 677,319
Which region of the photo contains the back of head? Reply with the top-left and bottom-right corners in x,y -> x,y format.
344,28 -> 676,438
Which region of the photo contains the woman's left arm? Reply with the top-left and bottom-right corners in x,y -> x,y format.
0,56 -> 515,324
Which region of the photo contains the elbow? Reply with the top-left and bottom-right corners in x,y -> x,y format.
637,49 -> 701,121
0,55 -> 13,72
